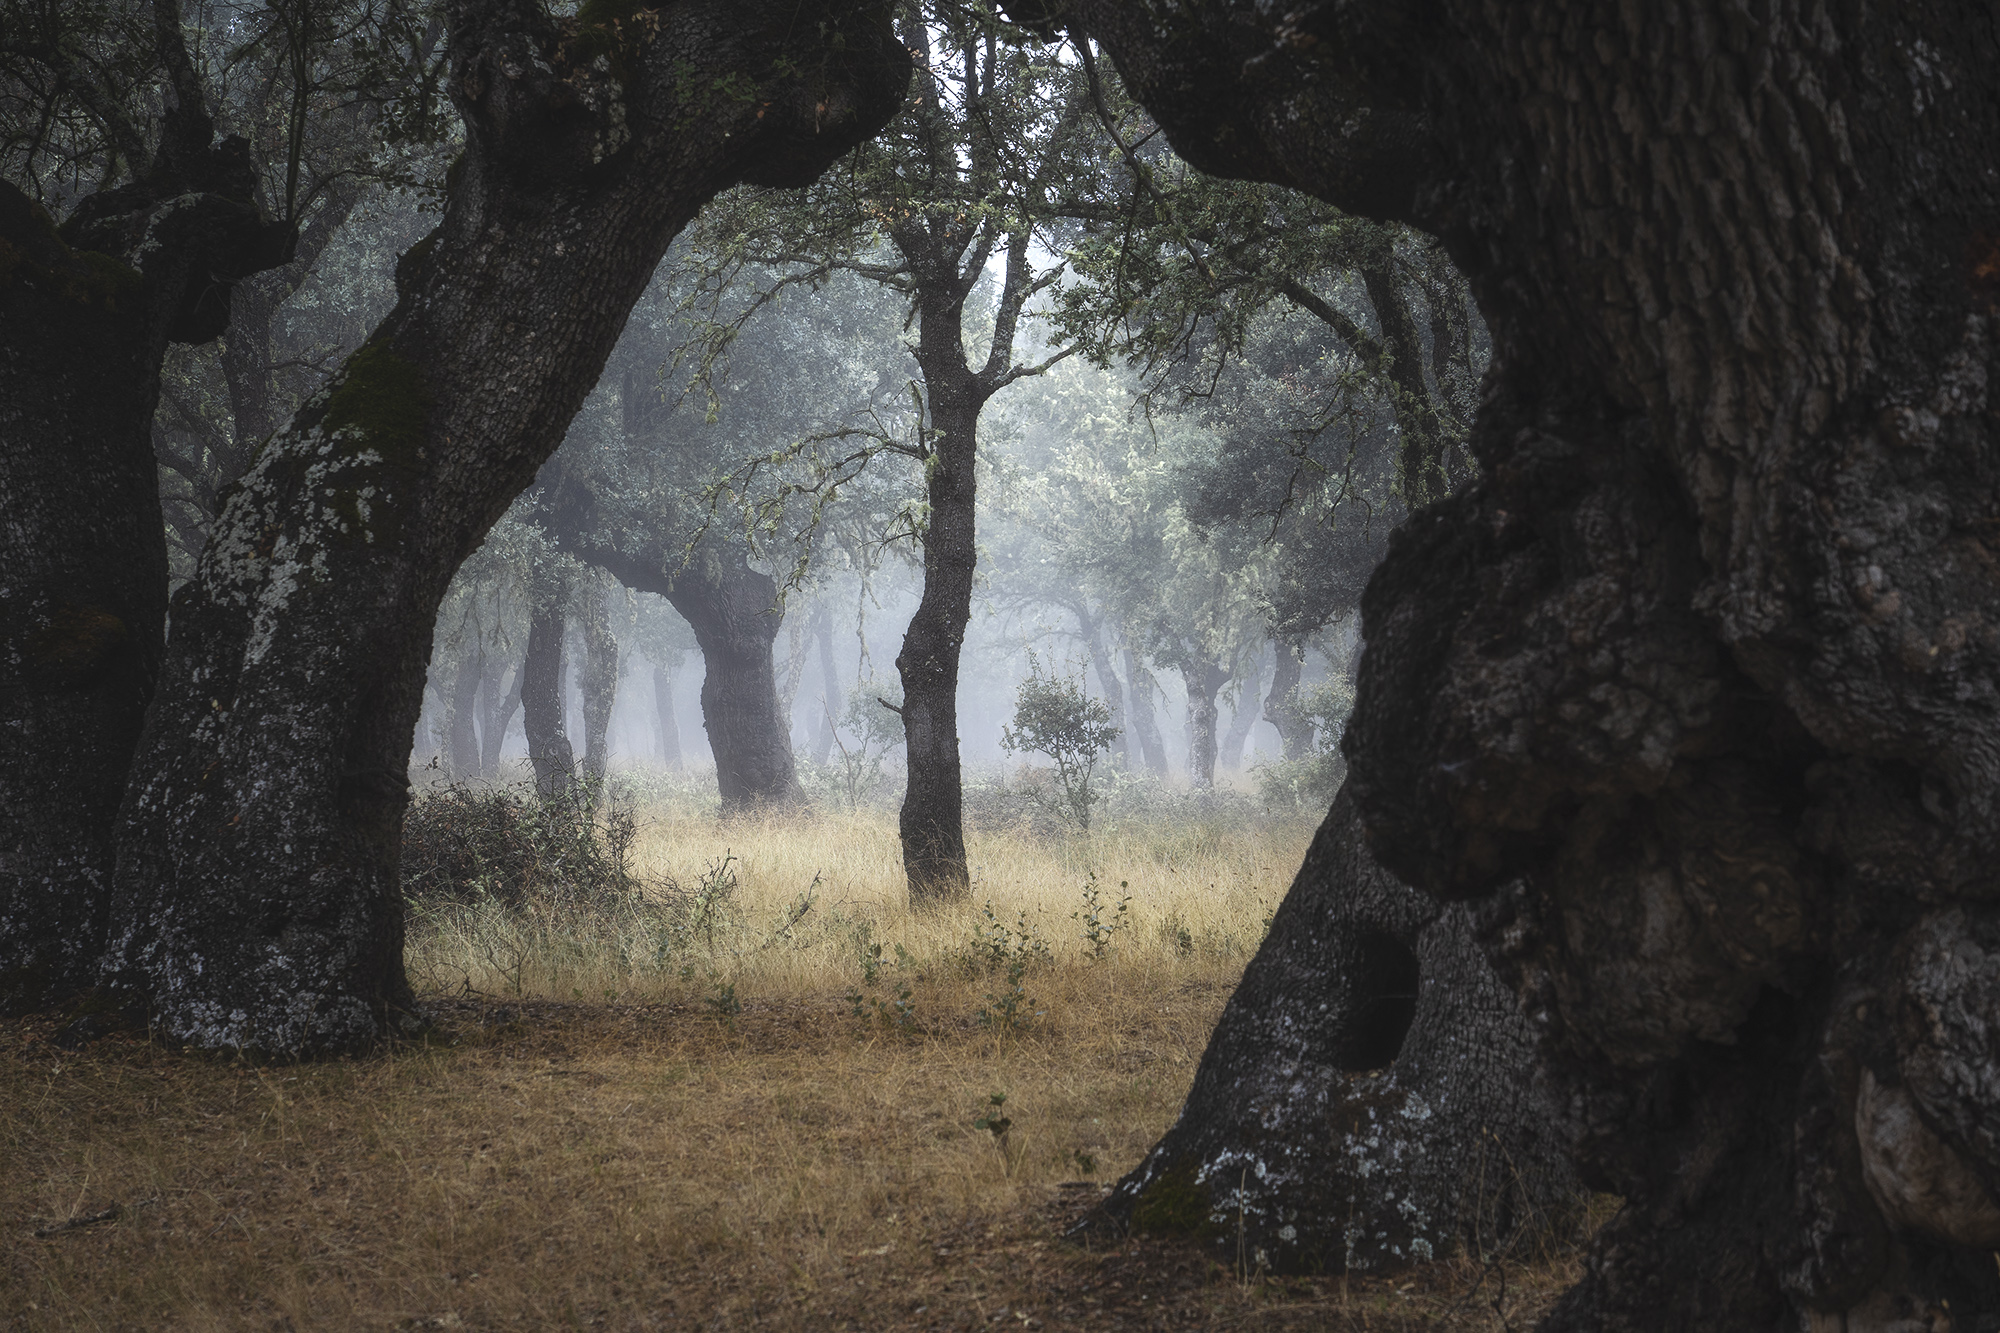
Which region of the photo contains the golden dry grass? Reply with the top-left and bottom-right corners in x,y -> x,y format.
3,796 -> 1581,1331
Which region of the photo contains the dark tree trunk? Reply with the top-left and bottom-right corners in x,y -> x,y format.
0,32 -> 293,1011
1124,647 -> 1170,778
445,638 -> 484,780
550,505 -> 805,815
1088,785 -> 1580,1273
895,386 -> 978,903
1178,659 -> 1229,790
652,660 -> 683,771
1263,641 -> 1312,762
577,574 -> 618,788
520,580 -> 574,799
479,658 -> 520,779
811,603 -> 841,766
1048,0 -> 2000,1325
91,0 -> 905,1053
1218,643 -> 1262,771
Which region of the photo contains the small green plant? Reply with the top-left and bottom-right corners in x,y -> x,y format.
961,901 -> 1052,975
705,979 -> 742,1021
822,679 -> 906,811
1160,910 -> 1196,957
1073,1149 -> 1098,1176
1073,873 -> 1132,961
977,956 -> 1043,1035
843,943 -> 919,1035
999,653 -> 1120,833
973,1092 -> 1016,1175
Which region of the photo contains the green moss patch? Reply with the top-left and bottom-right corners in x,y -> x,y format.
1129,1165 -> 1220,1238
322,341 -> 431,472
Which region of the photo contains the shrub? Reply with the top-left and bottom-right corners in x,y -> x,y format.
401,778 -> 638,911
999,654 -> 1119,833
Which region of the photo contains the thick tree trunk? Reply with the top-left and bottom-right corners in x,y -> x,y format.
778,606 -> 807,726
479,658 -> 520,778
1089,785 -> 1580,1273
811,606 -> 841,766
1124,647 -> 1170,778
652,660 -> 682,771
577,573 -> 618,788
1049,0 -> 2000,1325
1262,641 -> 1312,762
0,87 -> 291,1011
1179,659 -> 1229,789
896,388 -> 978,903
520,582 -> 574,798
93,0 -> 905,1053
551,507 -> 805,815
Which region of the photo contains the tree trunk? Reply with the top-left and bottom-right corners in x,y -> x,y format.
93,1 -> 906,1053
551,506 -> 805,815
520,579 -> 574,799
0,84 -> 292,1012
577,573 -> 618,789
1052,0 -> 2000,1324
812,603 -> 841,766
1124,647 -> 1170,778
1074,606 -> 1129,769
445,638 -> 484,781
652,659 -> 683,771
1263,641 -> 1312,761
1180,659 -> 1229,789
778,604 -> 808,728
1087,784 -> 1580,1273
1218,642 -> 1262,771
479,658 -> 520,779
896,386 -> 979,903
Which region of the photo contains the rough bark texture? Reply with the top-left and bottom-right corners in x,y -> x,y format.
1041,0 -> 2000,1325
1178,659 -> 1228,789
1091,785 -> 1580,1274
479,657 -> 520,778
99,0 -> 906,1052
0,58 -> 292,1010
445,638 -> 484,780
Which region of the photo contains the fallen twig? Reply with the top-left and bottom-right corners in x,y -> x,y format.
33,1204 -> 120,1238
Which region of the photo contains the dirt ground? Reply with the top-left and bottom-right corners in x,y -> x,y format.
2,999 -> 1576,1332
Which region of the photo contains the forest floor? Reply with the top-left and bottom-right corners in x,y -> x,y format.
2,787 -> 1586,1331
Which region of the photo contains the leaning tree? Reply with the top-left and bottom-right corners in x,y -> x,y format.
3,0 -> 910,1052
1034,0 -> 2000,1326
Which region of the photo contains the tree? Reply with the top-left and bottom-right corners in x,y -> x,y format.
21,0 -> 908,1052
999,654 -> 1118,832
1040,0 -> 2000,1325
678,0 -> 1090,901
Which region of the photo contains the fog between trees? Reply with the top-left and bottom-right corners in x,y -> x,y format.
8,3 -> 2000,1330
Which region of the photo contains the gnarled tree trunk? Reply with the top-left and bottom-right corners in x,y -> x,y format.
1262,641 -> 1311,762
444,637 -> 484,780
98,0 -> 906,1053
0,44 -> 292,1012
1045,0 -> 2000,1324
1124,647 -> 1170,778
1178,658 -> 1229,789
478,656 -> 520,778
1090,785 -> 1579,1274
520,571 -> 574,798
577,572 -> 618,789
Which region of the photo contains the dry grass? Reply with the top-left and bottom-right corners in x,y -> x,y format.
3,792 -> 1583,1331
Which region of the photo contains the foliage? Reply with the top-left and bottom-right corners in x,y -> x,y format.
1252,676 -> 1355,813
1072,873 -> 1131,961
999,653 -> 1119,832
401,777 -> 640,912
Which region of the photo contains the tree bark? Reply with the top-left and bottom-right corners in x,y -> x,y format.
896,385 -> 978,902
1087,785 -> 1580,1273
1073,605 -> 1129,769
520,575 -> 574,799
1047,0 -> 2000,1324
0,42 -> 293,1011
1124,647 -> 1170,778
444,637 -> 484,780
1263,641 -> 1312,762
577,572 -> 618,789
93,0 -> 905,1053
652,659 -> 683,771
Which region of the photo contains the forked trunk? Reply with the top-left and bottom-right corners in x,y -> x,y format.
1180,659 -> 1229,789
479,659 -> 520,779
1218,644 -> 1262,771
1124,648 -> 1170,778
1262,642 -> 1312,762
